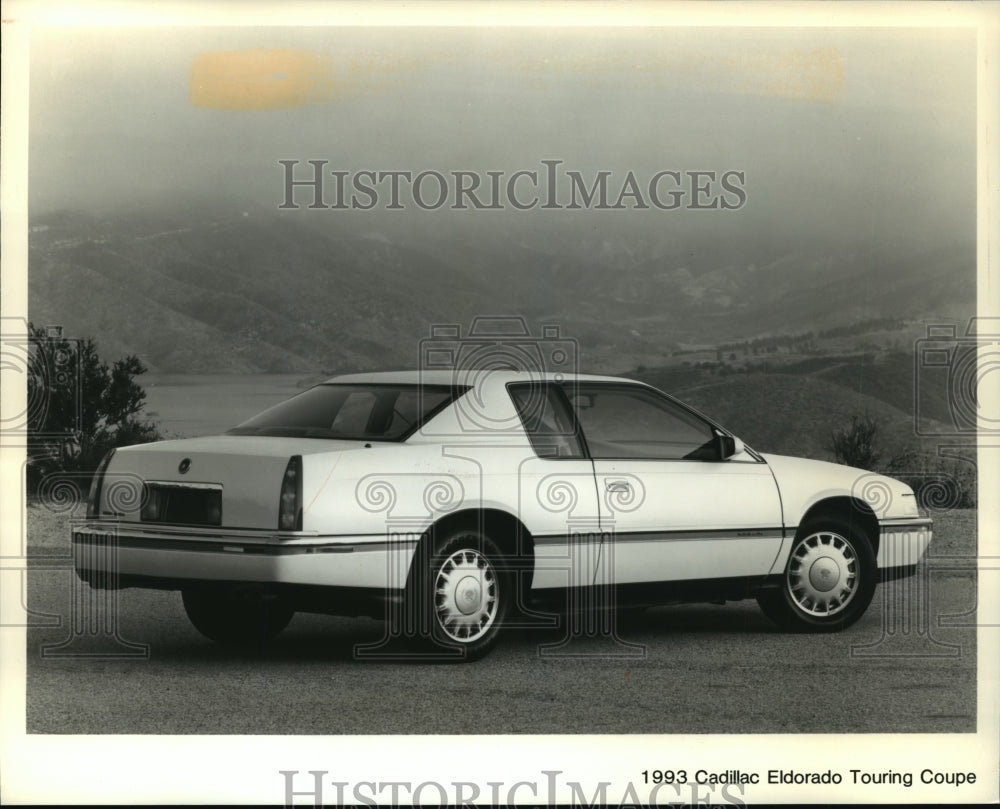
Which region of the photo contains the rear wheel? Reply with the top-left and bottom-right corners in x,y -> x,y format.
757,518 -> 876,632
182,586 -> 294,647
405,529 -> 509,661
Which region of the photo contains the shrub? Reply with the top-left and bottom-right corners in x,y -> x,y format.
26,324 -> 163,495
830,411 -> 976,509
828,411 -> 881,470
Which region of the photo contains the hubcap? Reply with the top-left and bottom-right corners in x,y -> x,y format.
455,576 -> 482,615
787,531 -> 858,616
434,549 -> 499,642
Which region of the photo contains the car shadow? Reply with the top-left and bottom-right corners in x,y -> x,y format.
143,602 -> 784,665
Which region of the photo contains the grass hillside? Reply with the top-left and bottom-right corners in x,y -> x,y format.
29,210 -> 496,373
632,349 -> 956,456
656,372 -> 923,460
29,204 -> 975,374
630,351 -> 977,507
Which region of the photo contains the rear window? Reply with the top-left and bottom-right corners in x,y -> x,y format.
226,384 -> 464,441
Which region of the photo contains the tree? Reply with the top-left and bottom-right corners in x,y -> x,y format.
828,411 -> 881,470
26,323 -> 163,493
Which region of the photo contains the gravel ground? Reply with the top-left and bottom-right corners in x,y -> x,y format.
24,506 -> 978,735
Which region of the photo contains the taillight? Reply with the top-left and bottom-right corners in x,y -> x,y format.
140,484 -> 162,521
86,448 -> 116,518
278,455 -> 303,531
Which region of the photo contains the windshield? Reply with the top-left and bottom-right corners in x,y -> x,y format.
226,384 -> 464,440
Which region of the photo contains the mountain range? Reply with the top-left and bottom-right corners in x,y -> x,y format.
28,202 -> 976,374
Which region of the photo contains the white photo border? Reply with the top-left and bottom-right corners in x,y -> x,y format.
2,1 -> 997,804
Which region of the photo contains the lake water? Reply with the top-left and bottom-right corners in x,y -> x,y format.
143,374 -> 309,438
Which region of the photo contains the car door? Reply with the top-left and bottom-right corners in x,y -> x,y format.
568,382 -> 784,587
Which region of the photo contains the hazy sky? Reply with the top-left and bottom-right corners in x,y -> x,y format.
29,25 -> 976,252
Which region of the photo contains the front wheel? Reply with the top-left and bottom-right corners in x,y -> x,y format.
757,519 -> 877,632
182,586 -> 294,647
405,530 -> 509,661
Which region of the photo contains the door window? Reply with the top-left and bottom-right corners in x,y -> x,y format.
569,384 -> 716,460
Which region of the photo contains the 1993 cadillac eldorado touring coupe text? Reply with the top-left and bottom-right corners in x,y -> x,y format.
73,371 -> 932,659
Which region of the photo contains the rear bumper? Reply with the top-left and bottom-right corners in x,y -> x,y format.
71,519 -> 417,592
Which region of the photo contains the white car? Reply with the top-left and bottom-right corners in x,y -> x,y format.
73,371 -> 932,659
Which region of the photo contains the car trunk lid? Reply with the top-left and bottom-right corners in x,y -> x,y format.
99,435 -> 368,530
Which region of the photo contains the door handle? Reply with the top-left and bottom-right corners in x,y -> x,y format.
605,480 -> 632,493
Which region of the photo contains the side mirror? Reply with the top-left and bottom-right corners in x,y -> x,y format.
715,433 -> 744,460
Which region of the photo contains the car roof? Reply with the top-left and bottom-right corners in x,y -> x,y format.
323,370 -> 635,386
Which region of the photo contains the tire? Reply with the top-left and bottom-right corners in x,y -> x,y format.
405,529 -> 509,661
182,586 -> 294,647
757,518 -> 877,632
